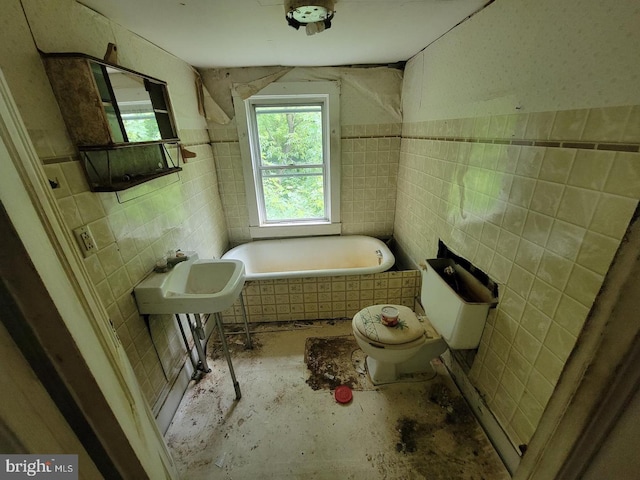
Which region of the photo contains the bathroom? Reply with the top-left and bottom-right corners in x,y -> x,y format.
0,0 -> 639,478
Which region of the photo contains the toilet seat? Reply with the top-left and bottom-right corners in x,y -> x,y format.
353,305 -> 427,347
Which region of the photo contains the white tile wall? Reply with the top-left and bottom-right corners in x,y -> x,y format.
213,123 -> 402,244
48,140 -> 229,408
220,270 -> 420,324
395,105 -> 640,448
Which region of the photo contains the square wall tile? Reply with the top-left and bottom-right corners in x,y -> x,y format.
514,239 -> 543,274
536,250 -> 573,291
528,279 -> 561,318
556,187 -> 600,229
524,112 -> 555,140
564,264 -> 604,308
521,304 -> 551,343
546,220 -> 586,261
539,148 -> 575,184
527,367 -> 555,409
603,152 -> 640,198
582,106 -> 632,142
576,231 -> 620,276
534,346 -> 565,386
550,109 -> 588,141
513,327 -> 542,365
554,294 -> 590,337
622,106 -> 640,143
589,194 -> 638,240
530,181 -> 564,217
567,150 -> 614,191
544,323 -> 577,363
522,211 -> 553,247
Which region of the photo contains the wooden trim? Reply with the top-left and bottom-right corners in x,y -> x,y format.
0,211 -> 121,478
558,329 -> 640,479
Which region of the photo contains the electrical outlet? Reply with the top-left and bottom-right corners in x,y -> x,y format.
73,225 -> 97,257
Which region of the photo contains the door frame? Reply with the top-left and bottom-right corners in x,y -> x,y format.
0,68 -> 178,479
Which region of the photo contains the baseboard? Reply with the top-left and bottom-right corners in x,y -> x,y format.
155,314 -> 217,434
442,350 -> 521,475
155,359 -> 195,435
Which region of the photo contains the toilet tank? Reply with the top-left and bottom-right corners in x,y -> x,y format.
421,259 -> 497,349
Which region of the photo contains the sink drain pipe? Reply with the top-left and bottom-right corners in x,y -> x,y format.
187,313 -> 211,375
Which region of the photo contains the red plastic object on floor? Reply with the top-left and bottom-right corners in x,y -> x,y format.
335,385 -> 353,404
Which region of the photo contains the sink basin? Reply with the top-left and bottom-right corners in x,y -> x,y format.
134,252 -> 246,314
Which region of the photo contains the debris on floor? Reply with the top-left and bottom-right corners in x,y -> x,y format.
304,335 -> 372,391
396,418 -> 419,453
165,320 -> 511,480
390,380 -> 506,479
209,333 -> 261,360
429,381 -> 475,425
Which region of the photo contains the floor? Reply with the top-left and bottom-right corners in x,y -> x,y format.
165,320 -> 510,479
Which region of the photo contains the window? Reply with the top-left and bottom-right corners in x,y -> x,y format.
235,82 -> 340,238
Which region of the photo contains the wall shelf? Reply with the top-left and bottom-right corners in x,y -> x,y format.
80,142 -> 182,192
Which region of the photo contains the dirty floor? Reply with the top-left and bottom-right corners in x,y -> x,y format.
164,320 -> 510,479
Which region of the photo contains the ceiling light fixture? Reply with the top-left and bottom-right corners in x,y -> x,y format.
285,0 -> 335,36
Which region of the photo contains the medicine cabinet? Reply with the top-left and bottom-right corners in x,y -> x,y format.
42,52 -> 182,191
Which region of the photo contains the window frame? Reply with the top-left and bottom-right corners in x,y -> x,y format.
234,81 -> 341,238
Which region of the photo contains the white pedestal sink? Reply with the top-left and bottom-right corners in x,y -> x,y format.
134,253 -> 245,315
133,252 -> 251,400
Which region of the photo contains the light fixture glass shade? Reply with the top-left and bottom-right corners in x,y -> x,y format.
285,0 -> 335,32
291,6 -> 330,23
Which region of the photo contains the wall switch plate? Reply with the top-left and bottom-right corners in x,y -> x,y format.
73,225 -> 97,257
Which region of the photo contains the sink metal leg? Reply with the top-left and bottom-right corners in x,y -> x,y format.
187,314 -> 210,374
214,312 -> 241,400
174,314 -> 198,373
239,294 -> 252,349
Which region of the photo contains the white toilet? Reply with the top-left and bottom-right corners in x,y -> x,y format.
352,259 -> 497,385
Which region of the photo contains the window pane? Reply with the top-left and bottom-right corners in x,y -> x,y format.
262,174 -> 325,221
255,105 -> 322,167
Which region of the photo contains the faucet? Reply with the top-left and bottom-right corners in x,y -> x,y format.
167,249 -> 189,266
375,249 -> 383,265
154,250 -> 188,272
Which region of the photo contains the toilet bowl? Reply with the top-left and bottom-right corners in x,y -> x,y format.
352,259 -> 497,385
352,304 -> 447,384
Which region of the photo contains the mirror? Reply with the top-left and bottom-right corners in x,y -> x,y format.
43,52 -> 179,147
42,52 -> 182,191
108,68 -> 162,142
88,60 -> 176,144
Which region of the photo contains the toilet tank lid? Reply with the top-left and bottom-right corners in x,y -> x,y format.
353,305 -> 425,345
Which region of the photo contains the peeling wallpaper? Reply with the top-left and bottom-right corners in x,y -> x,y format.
206,66 -> 405,244
200,65 -> 403,126
403,0 -> 640,122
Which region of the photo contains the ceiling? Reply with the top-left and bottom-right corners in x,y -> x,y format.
78,0 -> 489,69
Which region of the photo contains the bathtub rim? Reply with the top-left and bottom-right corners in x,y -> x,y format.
221,235 -> 395,281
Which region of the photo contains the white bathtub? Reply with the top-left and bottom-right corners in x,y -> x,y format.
221,235 -> 395,281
